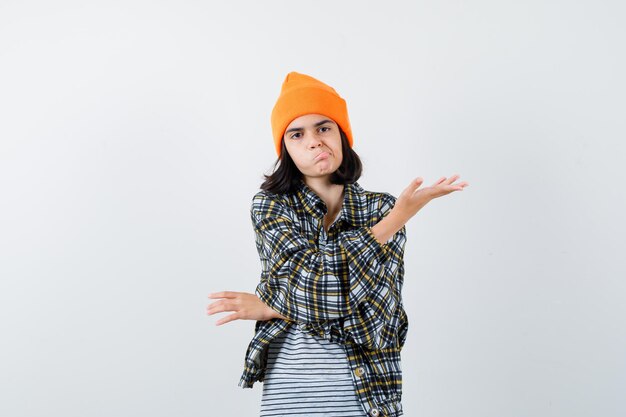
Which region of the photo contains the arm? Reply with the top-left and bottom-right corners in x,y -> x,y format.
292,223 -> 407,350
253,190 -> 407,349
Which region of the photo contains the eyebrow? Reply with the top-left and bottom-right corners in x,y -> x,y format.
285,119 -> 335,134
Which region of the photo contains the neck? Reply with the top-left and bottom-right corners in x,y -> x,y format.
304,177 -> 345,215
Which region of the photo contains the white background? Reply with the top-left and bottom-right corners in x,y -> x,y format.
1,1 -> 624,416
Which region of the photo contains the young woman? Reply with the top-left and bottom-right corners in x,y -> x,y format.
207,71 -> 469,416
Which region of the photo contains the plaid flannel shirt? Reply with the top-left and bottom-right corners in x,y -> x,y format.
238,178 -> 409,417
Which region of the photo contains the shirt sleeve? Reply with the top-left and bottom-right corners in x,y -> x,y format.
296,223 -> 407,351
252,190 -> 407,350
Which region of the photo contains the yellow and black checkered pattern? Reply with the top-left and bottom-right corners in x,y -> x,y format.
239,178 -> 409,417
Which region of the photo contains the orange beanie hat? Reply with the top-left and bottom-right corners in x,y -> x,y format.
271,71 -> 353,157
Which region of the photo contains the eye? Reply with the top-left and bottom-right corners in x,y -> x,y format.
319,126 -> 330,133
290,132 -> 302,139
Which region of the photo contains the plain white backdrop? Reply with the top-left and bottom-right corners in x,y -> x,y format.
1,1 -> 624,416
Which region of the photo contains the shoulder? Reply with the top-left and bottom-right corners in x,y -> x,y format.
250,190 -> 294,221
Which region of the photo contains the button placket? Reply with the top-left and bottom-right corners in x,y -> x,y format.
317,218 -> 327,247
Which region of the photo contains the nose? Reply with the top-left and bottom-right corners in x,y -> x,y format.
307,133 -> 323,149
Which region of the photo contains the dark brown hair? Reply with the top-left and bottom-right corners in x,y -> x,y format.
260,127 -> 363,195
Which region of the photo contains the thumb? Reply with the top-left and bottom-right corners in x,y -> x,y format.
410,177 -> 423,192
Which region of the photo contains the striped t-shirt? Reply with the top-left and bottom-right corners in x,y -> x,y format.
260,322 -> 367,416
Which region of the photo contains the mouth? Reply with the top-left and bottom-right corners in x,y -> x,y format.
315,151 -> 330,161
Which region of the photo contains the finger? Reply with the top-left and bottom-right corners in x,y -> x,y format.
431,177 -> 446,187
208,299 -> 234,314
215,313 -> 239,326
444,174 -> 460,185
433,185 -> 461,196
208,291 -> 236,299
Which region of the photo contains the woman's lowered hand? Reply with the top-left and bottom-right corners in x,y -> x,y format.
207,291 -> 288,325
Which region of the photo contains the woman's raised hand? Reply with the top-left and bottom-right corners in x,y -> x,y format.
207,291 -> 288,326
394,174 -> 469,222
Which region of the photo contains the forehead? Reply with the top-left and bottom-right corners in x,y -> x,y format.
286,113 -> 336,129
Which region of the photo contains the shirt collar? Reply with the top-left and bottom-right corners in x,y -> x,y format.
295,178 -> 368,227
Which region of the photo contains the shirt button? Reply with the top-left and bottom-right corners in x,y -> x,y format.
355,366 -> 365,377
369,408 -> 380,416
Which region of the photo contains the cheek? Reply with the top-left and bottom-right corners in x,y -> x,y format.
290,150 -> 308,167
334,139 -> 343,158
333,147 -> 343,163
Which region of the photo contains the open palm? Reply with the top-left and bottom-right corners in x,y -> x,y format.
396,174 -> 469,219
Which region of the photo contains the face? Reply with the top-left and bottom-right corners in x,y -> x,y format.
283,113 -> 343,182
